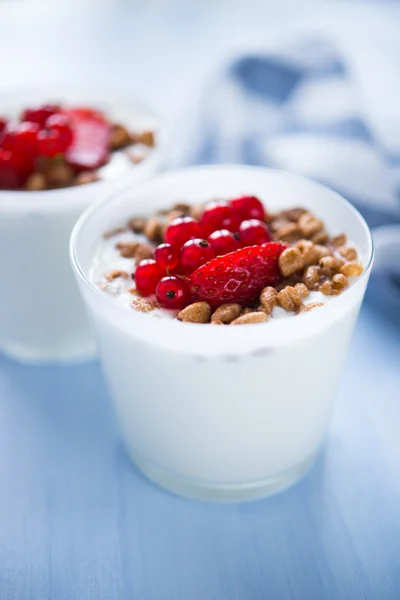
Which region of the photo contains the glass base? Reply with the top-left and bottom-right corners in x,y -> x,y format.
130,450 -> 317,502
0,338 -> 97,366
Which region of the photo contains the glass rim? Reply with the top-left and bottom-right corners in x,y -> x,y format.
70,165 -> 375,355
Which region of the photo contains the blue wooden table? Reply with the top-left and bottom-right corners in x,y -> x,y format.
1,281 -> 399,600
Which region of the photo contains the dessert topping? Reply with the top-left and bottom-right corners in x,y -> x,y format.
154,243 -> 180,271
277,284 -> 306,312
186,242 -> 287,310
131,297 -> 155,312
200,201 -> 240,236
340,262 -> 363,277
164,216 -> 203,249
298,302 -> 324,313
144,217 -> 162,244
128,216 -> 147,234
230,195 -> 266,221
156,276 -> 188,310
179,239 -> 215,274
303,265 -> 323,291
211,303 -> 242,324
135,259 -> 164,296
177,302 -> 212,323
64,108 -> 110,170
338,246 -> 357,261
238,219 -> 271,246
105,270 -> 130,282
259,286 -> 278,315
231,312 -> 268,325
98,196 -> 365,325
0,102 -> 156,190
208,230 -> 241,256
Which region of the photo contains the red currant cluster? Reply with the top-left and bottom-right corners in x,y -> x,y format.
0,103 -> 112,190
134,196 -> 272,310
0,104 -> 74,189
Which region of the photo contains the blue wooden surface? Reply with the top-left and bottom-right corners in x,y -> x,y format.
1,285 -> 400,600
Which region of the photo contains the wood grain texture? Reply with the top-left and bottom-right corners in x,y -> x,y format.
0,299 -> 399,600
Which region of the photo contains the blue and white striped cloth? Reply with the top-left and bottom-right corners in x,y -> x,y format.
186,39 -> 400,313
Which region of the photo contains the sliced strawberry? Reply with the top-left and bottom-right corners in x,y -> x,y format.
63,107 -> 111,170
63,107 -> 108,124
186,242 -> 288,310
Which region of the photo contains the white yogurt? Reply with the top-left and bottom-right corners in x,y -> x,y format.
0,87 -> 165,364
71,166 -> 373,501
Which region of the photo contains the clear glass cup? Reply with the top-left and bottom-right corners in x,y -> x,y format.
70,166 -> 374,501
0,86 -> 165,364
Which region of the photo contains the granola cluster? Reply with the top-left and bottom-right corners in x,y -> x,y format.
104,201 -> 364,324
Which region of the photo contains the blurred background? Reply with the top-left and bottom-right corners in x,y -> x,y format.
1,0 -> 400,168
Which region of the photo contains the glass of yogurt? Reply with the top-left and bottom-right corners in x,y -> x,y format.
0,86 -> 165,364
70,166 -> 374,501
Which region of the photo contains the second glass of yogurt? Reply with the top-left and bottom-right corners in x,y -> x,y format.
0,86 -> 165,364
70,166 -> 373,501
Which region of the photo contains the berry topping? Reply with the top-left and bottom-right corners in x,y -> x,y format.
21,104 -> 60,127
37,127 -> 68,157
200,201 -> 241,237
0,117 -> 8,133
12,122 -> 40,155
45,114 -> 73,150
154,243 -> 179,271
0,149 -> 20,189
186,242 -> 288,310
63,107 -> 107,123
208,229 -> 241,256
156,276 -> 188,310
164,216 -> 203,249
180,239 -> 215,274
230,195 -> 266,221
0,148 -> 31,189
64,107 -> 110,170
239,219 -> 271,247
135,259 -> 164,296
1,123 -> 19,151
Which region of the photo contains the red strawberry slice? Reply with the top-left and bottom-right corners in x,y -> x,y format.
186,241 -> 288,310
63,107 -> 108,123
63,107 -> 111,170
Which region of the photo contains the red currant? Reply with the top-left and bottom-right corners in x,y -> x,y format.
230,195 -> 266,221
180,239 -> 215,274
21,104 -> 60,127
37,127 -> 66,157
239,219 -> 271,247
11,122 -> 40,156
154,243 -> 179,271
156,276 -> 188,310
164,216 -> 203,249
200,201 -> 240,237
135,259 -> 164,296
0,117 -> 8,133
208,229 -> 241,256
45,114 -> 73,150
1,122 -> 39,155
1,123 -> 18,151
0,148 -> 30,189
